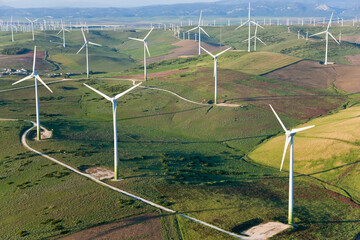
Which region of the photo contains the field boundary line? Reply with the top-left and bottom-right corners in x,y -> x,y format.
18,120 -> 256,240
1,78 -> 240,108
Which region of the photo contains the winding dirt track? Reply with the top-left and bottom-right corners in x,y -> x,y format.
9,120 -> 252,240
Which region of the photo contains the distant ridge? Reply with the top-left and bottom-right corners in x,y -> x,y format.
0,5 -> 15,9
0,0 -> 358,19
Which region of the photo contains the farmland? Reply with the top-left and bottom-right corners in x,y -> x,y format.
0,25 -> 360,240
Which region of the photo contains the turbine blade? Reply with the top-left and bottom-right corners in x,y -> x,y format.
33,46 -> 37,73
280,136 -> 291,171
327,12 -> 334,31
81,28 -> 87,42
128,37 -> 144,42
25,17 -> 31,22
251,21 -> 264,29
36,74 -> 53,93
243,36 -> 254,42
269,104 -> 288,132
200,46 -> 215,58
12,74 -> 34,85
198,10 -> 203,26
88,41 -> 102,46
292,125 -> 315,133
144,27 -> 154,40
216,47 -> 232,57
76,43 -> 86,54
309,31 -> 326,37
328,32 -> 340,45
145,42 -> 151,56
187,26 -> 198,32
200,27 -> 210,37
83,83 -> 112,101
257,37 -> 266,45
235,20 -> 249,30
115,82 -> 143,99
57,29 -> 62,35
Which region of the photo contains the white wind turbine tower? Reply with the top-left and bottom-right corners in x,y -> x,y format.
244,24 -> 266,51
201,46 -> 231,104
310,13 -> 339,65
269,104 -> 314,225
10,16 -> 16,42
235,1 -> 262,52
57,20 -> 70,48
25,17 -> 39,41
83,82 -> 142,180
76,28 -> 102,79
12,46 -> 53,140
128,27 -> 154,81
186,10 -> 210,55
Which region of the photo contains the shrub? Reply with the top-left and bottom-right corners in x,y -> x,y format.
17,230 -> 30,237
1,47 -> 29,55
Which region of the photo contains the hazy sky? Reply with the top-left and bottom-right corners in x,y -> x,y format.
0,0 -> 217,8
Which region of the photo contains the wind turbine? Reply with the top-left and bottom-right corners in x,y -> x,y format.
83,82 -> 142,180
244,24 -> 266,51
269,104 -> 315,225
25,17 -> 39,41
309,13 -> 339,65
235,2 -> 262,52
76,28 -> 102,79
128,27 -> 154,81
187,10 -> 210,55
10,16 -> 16,42
57,20 -> 70,48
12,46 -> 53,140
201,46 -> 231,104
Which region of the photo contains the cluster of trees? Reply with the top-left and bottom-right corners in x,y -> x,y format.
1,47 -> 29,55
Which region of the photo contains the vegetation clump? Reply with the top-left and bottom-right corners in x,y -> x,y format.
1,47 -> 29,55
17,230 -> 29,237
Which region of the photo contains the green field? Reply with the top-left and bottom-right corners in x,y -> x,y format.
249,105 -> 360,203
1,26 -> 360,239
195,25 -> 360,64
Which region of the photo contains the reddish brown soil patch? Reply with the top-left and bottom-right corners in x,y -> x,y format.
0,50 -> 52,71
345,54 -> 360,65
263,60 -> 337,89
263,59 -> 360,93
342,35 -> 360,44
147,40 -> 226,64
323,189 -> 360,209
116,69 -> 189,80
60,213 -> 163,240
333,65 -> 360,93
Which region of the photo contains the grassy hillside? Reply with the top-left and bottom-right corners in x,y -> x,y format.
0,68 -> 358,239
0,120 -> 160,239
0,29 -> 178,75
249,105 -> 360,203
1,26 -> 360,239
197,25 -> 360,64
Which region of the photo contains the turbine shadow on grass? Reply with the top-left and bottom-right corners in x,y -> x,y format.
227,94 -> 343,102
117,134 -> 270,145
180,206 -> 240,215
118,106 -> 207,121
305,159 -> 360,177
298,219 -> 360,224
